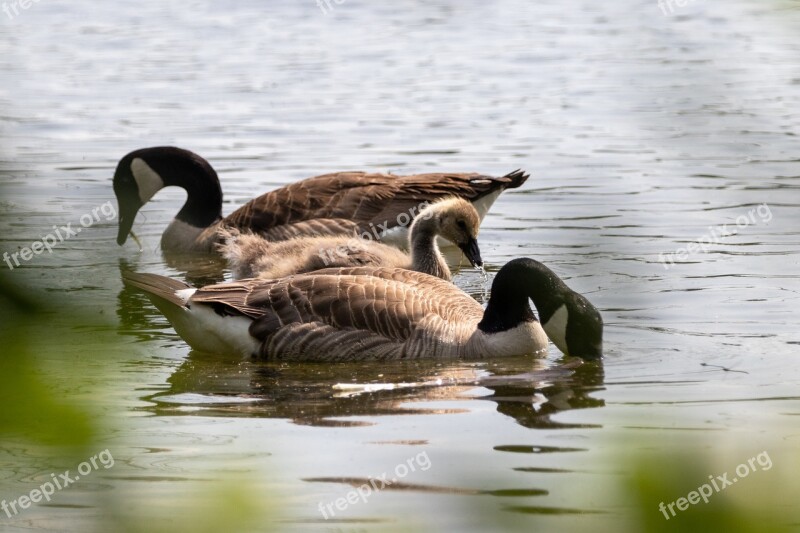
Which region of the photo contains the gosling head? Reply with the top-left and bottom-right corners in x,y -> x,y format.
424,197 -> 483,267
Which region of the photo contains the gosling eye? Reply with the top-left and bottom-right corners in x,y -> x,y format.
457,220 -> 467,230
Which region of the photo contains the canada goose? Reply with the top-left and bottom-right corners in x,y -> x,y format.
122,258 -> 603,361
112,147 -> 529,254
219,197 -> 482,281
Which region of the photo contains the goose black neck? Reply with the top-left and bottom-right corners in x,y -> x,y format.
478,264 -> 536,333
142,147 -> 223,229
478,258 -> 566,333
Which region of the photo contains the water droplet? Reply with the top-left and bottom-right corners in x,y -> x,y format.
478,264 -> 490,302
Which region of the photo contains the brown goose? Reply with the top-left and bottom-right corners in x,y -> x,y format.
112,147 -> 529,254
219,197 -> 482,281
122,258 -> 603,361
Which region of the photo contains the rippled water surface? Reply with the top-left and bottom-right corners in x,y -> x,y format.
1,0 -> 799,531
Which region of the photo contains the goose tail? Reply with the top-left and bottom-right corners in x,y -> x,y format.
122,271 -> 258,357
122,271 -> 194,311
468,169 -> 530,222
500,169 -> 530,189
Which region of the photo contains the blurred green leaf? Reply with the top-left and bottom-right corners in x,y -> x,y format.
0,271 -> 94,447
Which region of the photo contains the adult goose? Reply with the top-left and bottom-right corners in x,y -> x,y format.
122,258 -> 603,361
112,147 -> 528,254
219,197 -> 482,281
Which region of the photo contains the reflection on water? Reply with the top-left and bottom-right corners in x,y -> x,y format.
142,350 -> 604,431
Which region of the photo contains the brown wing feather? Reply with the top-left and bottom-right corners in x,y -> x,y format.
222,170 -> 528,237
188,267 -> 484,360
256,322 -> 405,361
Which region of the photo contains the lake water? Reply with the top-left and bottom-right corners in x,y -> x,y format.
1,0 -> 799,531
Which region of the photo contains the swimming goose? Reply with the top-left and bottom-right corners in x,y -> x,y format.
122,258 -> 603,361
219,197 -> 482,281
112,146 -> 528,254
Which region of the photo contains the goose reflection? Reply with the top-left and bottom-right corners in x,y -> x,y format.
137,348 -> 605,430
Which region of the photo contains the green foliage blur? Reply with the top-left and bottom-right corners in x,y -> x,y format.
0,255 -> 271,531
0,271 -> 94,447
628,446 -> 800,533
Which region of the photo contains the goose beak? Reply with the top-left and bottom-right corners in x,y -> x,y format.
113,163 -> 144,246
116,200 -> 140,246
459,238 -> 483,268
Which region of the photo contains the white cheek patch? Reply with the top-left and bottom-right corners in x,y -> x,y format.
542,304 -> 569,355
131,157 -> 165,204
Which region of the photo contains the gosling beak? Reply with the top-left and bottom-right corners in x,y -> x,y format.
459,237 -> 483,267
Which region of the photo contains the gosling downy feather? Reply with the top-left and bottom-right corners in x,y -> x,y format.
112,146 -> 529,253
219,197 -> 483,281
122,258 -> 602,361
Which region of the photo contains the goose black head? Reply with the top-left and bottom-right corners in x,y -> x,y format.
112,147 -> 223,246
480,258 -> 603,360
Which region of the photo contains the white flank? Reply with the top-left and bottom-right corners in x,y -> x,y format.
171,305 -> 259,358
151,288 -> 259,358
470,188 -> 503,221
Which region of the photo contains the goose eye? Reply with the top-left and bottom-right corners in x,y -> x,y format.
457,220 -> 467,230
